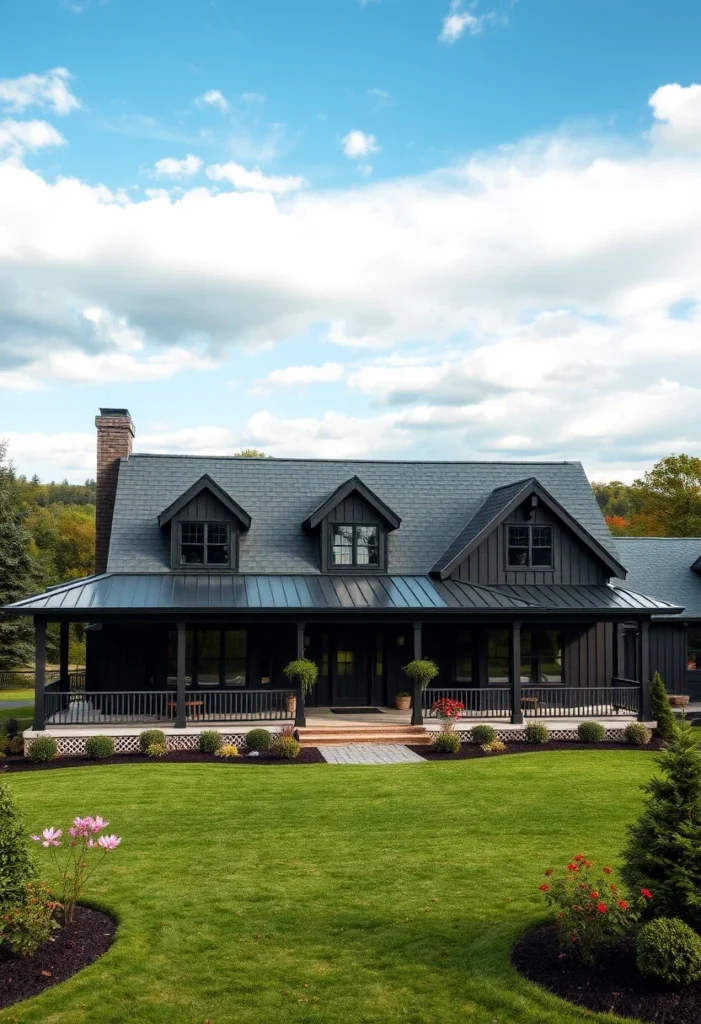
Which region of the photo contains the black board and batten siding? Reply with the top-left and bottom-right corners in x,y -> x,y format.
451,504 -> 608,587
167,491 -> 240,570
649,623 -> 690,697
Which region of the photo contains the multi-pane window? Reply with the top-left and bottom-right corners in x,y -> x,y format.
167,629 -> 247,686
179,522 -> 231,566
688,629 -> 701,671
337,648 -> 355,676
331,524 -> 379,567
486,628 -> 562,684
507,525 -> 553,568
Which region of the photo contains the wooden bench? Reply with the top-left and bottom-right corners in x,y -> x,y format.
166,700 -> 205,717
520,695 -> 539,709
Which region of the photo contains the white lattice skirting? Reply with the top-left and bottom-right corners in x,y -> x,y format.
456,727 -> 628,743
24,730 -> 280,756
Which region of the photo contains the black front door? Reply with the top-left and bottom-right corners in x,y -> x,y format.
332,630 -> 371,706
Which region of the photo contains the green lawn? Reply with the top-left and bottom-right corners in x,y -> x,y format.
3,752 -> 658,1024
0,688 -> 35,703
0,705 -> 32,730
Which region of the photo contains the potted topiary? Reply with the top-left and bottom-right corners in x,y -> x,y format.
283,658 -> 319,717
395,691 -> 411,711
402,659 -> 439,692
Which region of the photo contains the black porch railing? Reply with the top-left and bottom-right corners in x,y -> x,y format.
422,684 -> 641,720
1,668 -> 60,690
43,689 -> 296,725
423,688 -> 511,719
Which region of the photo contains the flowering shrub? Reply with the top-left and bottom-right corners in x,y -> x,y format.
31,815 -> 122,924
0,882 -> 57,957
147,742 -> 167,758
432,698 -> 465,723
481,740 -> 506,754
539,854 -> 651,963
215,744 -> 241,759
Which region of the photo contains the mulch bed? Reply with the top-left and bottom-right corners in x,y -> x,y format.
0,906 -> 116,1010
1,747 -> 325,773
411,739 -> 665,760
512,923 -> 701,1024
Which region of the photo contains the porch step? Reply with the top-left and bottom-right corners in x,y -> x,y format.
295,725 -> 432,747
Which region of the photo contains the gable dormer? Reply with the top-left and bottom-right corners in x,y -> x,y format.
158,475 -> 251,571
431,478 -> 626,585
302,476 -> 401,573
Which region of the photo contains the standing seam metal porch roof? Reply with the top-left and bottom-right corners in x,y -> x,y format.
1,573 -> 682,616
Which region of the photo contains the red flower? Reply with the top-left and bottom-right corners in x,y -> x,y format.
567,863 -> 578,872
596,903 -> 608,914
574,854 -> 585,862
589,891 -> 599,899
572,905 -> 582,912
641,889 -> 653,900
570,934 -> 578,943
610,884 -> 618,893
618,900 -> 629,910
583,860 -> 593,868
538,884 -> 551,892
602,866 -> 612,874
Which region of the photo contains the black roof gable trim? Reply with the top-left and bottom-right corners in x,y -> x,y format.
431,477 -> 627,580
692,555 -> 701,576
302,476 -> 402,531
157,474 -> 252,530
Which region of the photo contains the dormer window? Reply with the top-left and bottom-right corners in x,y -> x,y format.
180,523 -> 231,566
331,524 -> 380,566
507,525 -> 553,568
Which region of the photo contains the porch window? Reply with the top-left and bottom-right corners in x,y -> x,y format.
688,629 -> 701,671
522,629 -> 563,683
507,525 -> 553,568
167,628 -> 247,686
179,522 -> 231,567
337,647 -> 355,676
331,524 -> 379,567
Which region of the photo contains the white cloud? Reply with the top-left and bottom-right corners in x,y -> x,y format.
258,362 -> 345,389
151,153 -> 203,179
0,119 -> 65,157
0,68 -> 81,115
196,90 -> 229,113
240,92 -> 266,105
439,2 -> 495,43
206,161 -> 307,194
649,83 -> 701,152
342,129 -> 379,159
367,88 -> 392,112
4,83 -> 701,476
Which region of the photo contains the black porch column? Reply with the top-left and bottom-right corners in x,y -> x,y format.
411,621 -> 424,725
175,621 -> 186,729
295,621 -> 306,727
59,620 -> 70,692
509,621 -> 523,724
612,622 -> 624,682
33,617 -> 46,732
638,620 -> 651,722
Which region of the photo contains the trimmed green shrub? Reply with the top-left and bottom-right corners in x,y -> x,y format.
27,736 -> 57,763
622,722 -> 701,930
402,659 -> 439,690
0,780 -> 37,908
624,723 -> 652,746
283,658 -> 319,696
85,735 -> 115,759
651,672 -> 676,742
199,730 -> 223,754
246,728 -> 272,752
636,918 -> 701,985
147,742 -> 167,758
471,725 -> 497,744
432,731 -> 461,754
578,722 -> 606,743
139,729 -> 166,753
272,735 -> 301,759
524,722 -> 550,744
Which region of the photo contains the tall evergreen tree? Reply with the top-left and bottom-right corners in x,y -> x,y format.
0,780 -> 37,907
0,441 -> 41,669
621,723 -> 701,929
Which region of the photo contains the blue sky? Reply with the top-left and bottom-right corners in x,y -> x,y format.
2,0 -> 701,482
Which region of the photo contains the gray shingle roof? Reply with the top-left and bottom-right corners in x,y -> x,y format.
613,538 -> 701,619
107,455 -> 621,575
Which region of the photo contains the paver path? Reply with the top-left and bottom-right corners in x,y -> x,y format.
319,744 -> 426,765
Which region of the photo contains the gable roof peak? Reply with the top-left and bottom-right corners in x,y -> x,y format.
303,475 -> 402,531
157,473 -> 252,530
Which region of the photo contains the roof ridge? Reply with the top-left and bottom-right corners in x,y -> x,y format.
127,453 -> 580,467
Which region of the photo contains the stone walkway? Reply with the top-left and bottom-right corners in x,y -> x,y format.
319,744 -> 426,765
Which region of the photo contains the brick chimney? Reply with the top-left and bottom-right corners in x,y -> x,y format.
95,408 -> 134,574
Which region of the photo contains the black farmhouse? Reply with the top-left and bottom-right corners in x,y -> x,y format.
2,409 -> 691,740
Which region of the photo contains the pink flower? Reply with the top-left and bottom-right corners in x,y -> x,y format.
97,834 -> 121,851
31,827 -> 62,847
91,816 -> 109,832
